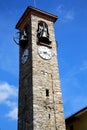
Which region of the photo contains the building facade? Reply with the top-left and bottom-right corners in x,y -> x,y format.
66,107 -> 87,130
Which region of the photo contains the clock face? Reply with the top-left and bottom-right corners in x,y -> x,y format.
38,46 -> 51,60
21,49 -> 29,64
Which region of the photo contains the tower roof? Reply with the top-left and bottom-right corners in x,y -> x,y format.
16,6 -> 58,30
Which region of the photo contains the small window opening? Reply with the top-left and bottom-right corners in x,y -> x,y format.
46,89 -> 49,97
49,114 -> 50,119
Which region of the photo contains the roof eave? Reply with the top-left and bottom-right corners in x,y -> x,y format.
16,6 -> 58,30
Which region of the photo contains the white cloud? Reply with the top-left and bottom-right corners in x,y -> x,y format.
6,107 -> 18,120
56,5 -> 75,23
0,82 -> 18,103
5,100 -> 17,108
0,82 -> 18,120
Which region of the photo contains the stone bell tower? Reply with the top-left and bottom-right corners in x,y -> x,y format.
15,6 -> 66,130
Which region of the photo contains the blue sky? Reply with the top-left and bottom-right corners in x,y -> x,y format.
0,0 -> 87,130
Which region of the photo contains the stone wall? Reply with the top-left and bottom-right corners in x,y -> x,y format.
31,14 -> 66,130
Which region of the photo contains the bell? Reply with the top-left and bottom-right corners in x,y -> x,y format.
37,21 -> 51,44
39,29 -> 49,44
20,30 -> 28,47
42,31 -> 47,38
20,35 -> 27,41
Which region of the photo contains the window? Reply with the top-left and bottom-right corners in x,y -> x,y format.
46,89 -> 49,97
49,114 -> 50,119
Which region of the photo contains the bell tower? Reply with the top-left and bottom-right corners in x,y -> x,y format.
15,6 -> 66,130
